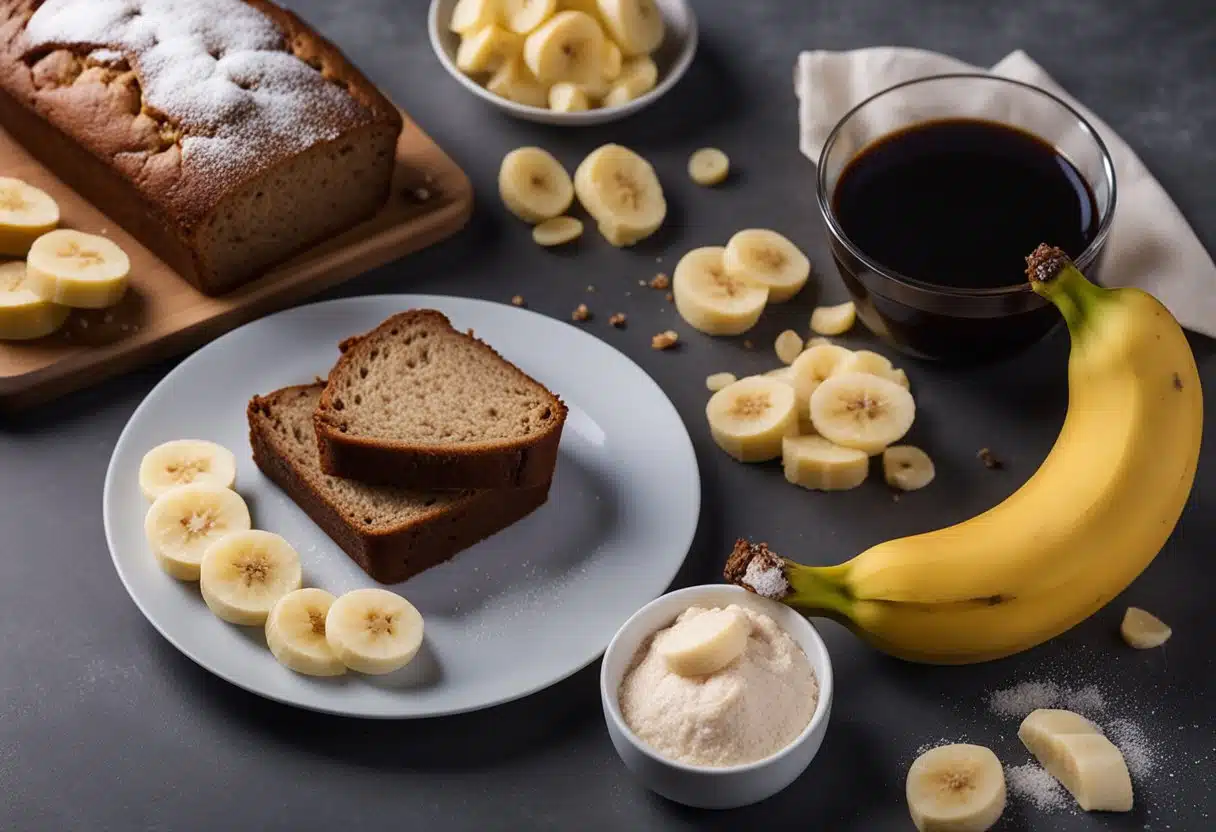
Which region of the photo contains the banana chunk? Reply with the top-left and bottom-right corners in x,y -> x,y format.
810,301 -> 856,336
266,588 -> 347,677
783,435 -> 869,491
706,375 -> 797,462
138,439 -> 237,502
672,246 -> 768,336
838,349 -> 908,390
1018,709 -> 1133,812
0,177 -> 59,257
810,371 -> 915,455
656,606 -> 750,677
774,330 -> 804,364
574,144 -> 666,247
499,146 -> 574,223
548,81 -> 591,111
144,483 -> 251,581
595,0 -> 664,56
788,342 -> 853,420
1120,606 -> 1171,649
723,229 -> 811,303
456,24 -> 522,74
200,530 -> 303,626
502,0 -> 558,33
0,260 -> 69,341
26,229 -> 130,309
602,54 -> 657,106
601,38 -> 623,80
451,0 -> 500,33
486,56 -> 549,107
906,743 -> 1006,832
326,588 -> 425,675
883,445 -> 935,491
705,371 -> 736,392
524,10 -> 604,84
532,216 -> 584,246
688,148 -> 730,186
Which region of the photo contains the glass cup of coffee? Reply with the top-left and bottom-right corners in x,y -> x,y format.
816,74 -> 1117,363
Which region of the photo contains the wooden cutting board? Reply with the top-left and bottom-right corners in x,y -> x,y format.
0,105 -> 473,413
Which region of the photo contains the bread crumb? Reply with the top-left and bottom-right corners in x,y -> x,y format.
103,313 -> 114,324
572,304 -> 591,322
79,318 -> 89,329
649,273 -> 670,290
652,330 -> 679,350
665,292 -> 673,302
586,285 -> 596,292
609,313 -> 627,328
637,279 -> 647,287
511,295 -> 526,307
743,339 -> 754,349
978,448 -> 1003,469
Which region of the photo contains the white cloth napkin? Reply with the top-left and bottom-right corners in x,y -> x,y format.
795,47 -> 1216,337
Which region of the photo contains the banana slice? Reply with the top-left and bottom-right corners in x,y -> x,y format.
890,368 -> 911,390
789,342 -> 854,420
0,177 -> 59,257
144,483 -> 251,581
723,229 -> 811,303
0,260 -> 69,341
810,371 -> 915,455
688,147 -> 730,187
883,445 -> 935,491
1018,709 -> 1133,812
326,588 -> 425,675
656,606 -> 750,677
806,336 -> 833,349
199,530 -> 303,626
602,54 -> 657,106
532,215 -> 583,246
595,0 -> 664,56
775,329 -> 804,364
906,743 -> 1006,832
574,144 -> 666,246
810,301 -> 856,336
672,246 -> 768,336
138,439 -> 237,502
456,24 -> 521,74
602,38 -> 623,80
706,371 -> 736,392
499,146 -> 574,223
501,0 -> 558,33
486,56 -> 549,107
265,588 -> 347,677
450,0 -> 500,33
1120,606 -> 1171,649
25,229 -> 130,309
783,435 -> 869,491
548,81 -> 590,111
523,10 -> 604,84
706,375 -> 798,462
765,366 -> 795,383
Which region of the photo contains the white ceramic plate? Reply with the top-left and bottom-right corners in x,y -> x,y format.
103,295 -> 700,718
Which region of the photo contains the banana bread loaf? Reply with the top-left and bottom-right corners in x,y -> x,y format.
0,0 -> 402,295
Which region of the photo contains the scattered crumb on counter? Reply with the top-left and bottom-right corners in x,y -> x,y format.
665,292 -> 673,302
572,304 -> 590,322
586,284 -> 596,292
978,447 -> 1003,469
511,295 -> 525,307
609,313 -> 627,328
743,339 -> 754,349
651,330 -> 678,350
649,273 -> 669,290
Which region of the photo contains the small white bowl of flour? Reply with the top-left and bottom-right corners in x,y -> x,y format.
600,584 -> 833,810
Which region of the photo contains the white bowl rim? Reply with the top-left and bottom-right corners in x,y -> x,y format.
427,0 -> 699,123
600,583 -> 835,776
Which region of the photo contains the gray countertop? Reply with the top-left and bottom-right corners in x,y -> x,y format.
2,1 -> 1214,829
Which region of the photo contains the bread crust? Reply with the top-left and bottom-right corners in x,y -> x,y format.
314,310 -> 568,490
0,0 -> 402,294
248,384 -> 551,585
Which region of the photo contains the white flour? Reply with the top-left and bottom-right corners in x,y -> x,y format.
618,604 -> 818,767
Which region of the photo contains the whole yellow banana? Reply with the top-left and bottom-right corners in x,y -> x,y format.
725,245 -> 1203,664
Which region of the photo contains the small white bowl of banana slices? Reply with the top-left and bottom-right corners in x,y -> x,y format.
428,0 -> 697,125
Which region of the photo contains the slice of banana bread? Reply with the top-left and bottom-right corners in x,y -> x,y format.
314,309 -> 567,490
248,383 -> 550,584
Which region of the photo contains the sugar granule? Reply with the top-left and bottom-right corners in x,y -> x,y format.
1006,763 -> 1069,812
1063,684 -> 1107,716
1106,718 -> 1156,778
988,681 -> 1061,718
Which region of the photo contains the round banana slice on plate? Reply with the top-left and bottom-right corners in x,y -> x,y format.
706,375 -> 797,462
574,144 -> 666,246
906,743 -> 1006,832
138,439 -> 237,502
265,588 -> 347,677
326,588 -> 425,675
144,483 -> 252,581
596,0 -> 665,56
672,246 -> 768,336
199,529 -> 303,626
723,229 -> 811,303
883,445 -> 935,491
524,10 -> 604,84
0,177 -> 59,257
809,371 -> 915,455
25,229 -> 130,309
499,146 -> 574,223
0,260 -> 69,341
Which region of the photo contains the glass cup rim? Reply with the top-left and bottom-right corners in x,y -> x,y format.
815,72 -> 1119,299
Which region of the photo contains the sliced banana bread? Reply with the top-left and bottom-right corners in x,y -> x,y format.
313,309 -> 567,489
248,383 -> 550,584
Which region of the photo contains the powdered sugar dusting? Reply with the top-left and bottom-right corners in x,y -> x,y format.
25,0 -> 368,186
743,556 -> 788,599
1006,763 -> 1069,812
988,680 -> 1062,719
1106,718 -> 1156,778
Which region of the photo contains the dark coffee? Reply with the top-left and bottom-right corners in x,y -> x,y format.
832,118 -> 1099,289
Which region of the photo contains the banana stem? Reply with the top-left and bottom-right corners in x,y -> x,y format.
723,539 -> 854,621
1026,243 -> 1111,334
